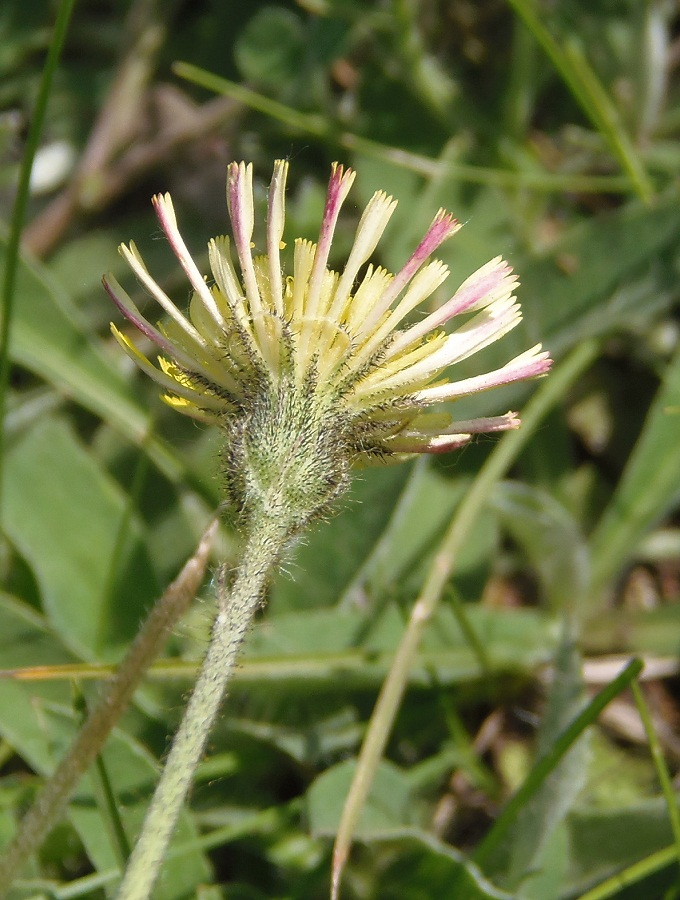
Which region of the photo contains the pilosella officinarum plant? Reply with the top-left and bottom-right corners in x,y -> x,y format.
102,159 -> 551,899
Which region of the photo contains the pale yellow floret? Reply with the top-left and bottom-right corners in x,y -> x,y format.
188,292 -> 232,352
266,159 -> 288,316
384,265 -> 517,359
208,237 -> 258,345
454,256 -> 517,310
251,311 -> 285,379
350,331 -> 449,403
119,241 -> 208,350
106,274 -> 238,391
297,269 -> 340,377
446,305 -> 523,366
229,164 -> 271,355
343,266 -> 393,335
159,320 -> 238,392
348,259 -> 450,374
383,259 -> 450,330
304,165 -> 356,322
328,190 -> 398,321
359,215 -> 462,333
111,325 -> 228,410
253,256 -> 275,313
108,160 -> 549,462
158,356 -> 207,393
405,411 -> 453,433
291,240 -> 316,321
156,191 -> 176,226
318,268 -> 340,319
154,193 -> 228,333
302,317 -> 352,381
161,394 -> 223,425
234,162 -> 255,237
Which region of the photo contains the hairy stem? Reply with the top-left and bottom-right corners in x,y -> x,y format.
116,512 -> 289,900
0,518 -> 217,898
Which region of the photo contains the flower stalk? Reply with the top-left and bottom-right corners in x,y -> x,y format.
116,510 -> 291,900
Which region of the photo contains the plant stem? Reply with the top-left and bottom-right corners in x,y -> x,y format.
116,513 -> 289,900
0,519 -> 217,898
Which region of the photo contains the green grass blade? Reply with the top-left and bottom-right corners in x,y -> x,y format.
173,62 -> 633,195
631,680 -> 680,864
507,0 -> 654,202
472,658 -> 644,868
576,845 -> 679,900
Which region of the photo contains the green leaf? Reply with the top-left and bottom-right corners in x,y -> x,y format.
3,416 -> 159,659
235,8 -> 305,89
238,602 -> 557,694
566,800 -> 675,895
589,345 -> 680,593
0,590 -> 78,674
506,0 -> 653,200
520,194 -> 680,356
345,461 -> 495,604
309,757 -> 517,897
307,758 -> 414,837
492,481 -> 590,614
373,833 -> 515,900
0,592 -> 212,896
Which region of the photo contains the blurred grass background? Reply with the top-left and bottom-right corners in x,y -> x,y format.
1,0 -> 680,897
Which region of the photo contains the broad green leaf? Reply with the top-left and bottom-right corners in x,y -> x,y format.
235,7 -> 305,88
0,593 -> 211,896
509,825 -> 570,900
224,710 -> 362,768
492,481 -> 590,614
241,603 -> 557,690
584,602 -> 680,656
366,832 -> 519,900
308,760 -> 514,900
520,192 -> 680,354
0,593 -> 79,811
3,415 -> 159,659
0,590 -> 78,673
307,758 -> 416,837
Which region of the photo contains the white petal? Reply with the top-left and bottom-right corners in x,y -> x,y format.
152,193 -> 228,333
414,345 -> 552,403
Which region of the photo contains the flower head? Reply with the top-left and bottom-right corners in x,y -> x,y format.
104,161 -> 550,527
